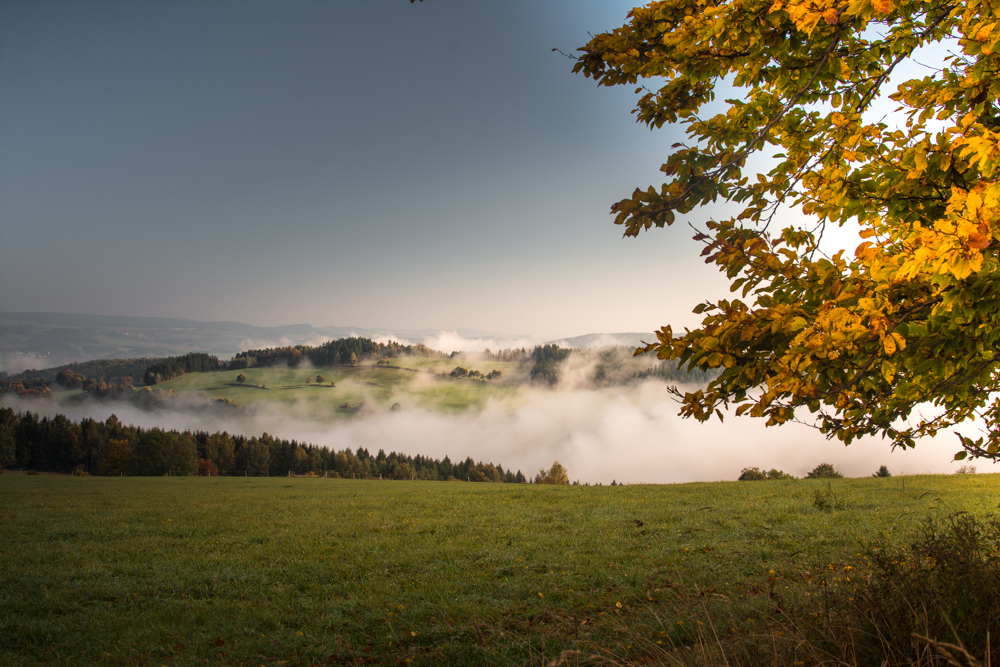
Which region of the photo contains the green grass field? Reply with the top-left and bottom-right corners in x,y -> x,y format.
1,473 -> 997,666
149,360 -> 520,418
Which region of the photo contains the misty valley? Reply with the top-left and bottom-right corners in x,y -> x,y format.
0,337 -> 716,481
1,335 -> 713,413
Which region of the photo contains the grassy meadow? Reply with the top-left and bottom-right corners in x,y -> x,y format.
1,473 -> 998,666
147,359 -> 521,418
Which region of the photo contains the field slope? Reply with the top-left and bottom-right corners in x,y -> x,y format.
149,359 -> 520,418
1,473 -> 997,665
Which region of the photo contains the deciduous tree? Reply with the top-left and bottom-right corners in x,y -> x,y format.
535,461 -> 570,485
101,438 -> 132,476
806,462 -> 843,479
574,0 -> 1000,461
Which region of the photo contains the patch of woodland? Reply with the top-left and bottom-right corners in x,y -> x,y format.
0,407 -> 527,482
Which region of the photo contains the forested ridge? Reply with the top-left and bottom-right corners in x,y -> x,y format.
0,408 -> 526,481
4,357 -> 164,388
0,336 -> 716,400
143,353 -> 223,385
0,338 -> 428,392
230,337 -> 449,370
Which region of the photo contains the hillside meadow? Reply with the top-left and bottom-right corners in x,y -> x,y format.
79,359 -> 522,419
1,473 -> 997,666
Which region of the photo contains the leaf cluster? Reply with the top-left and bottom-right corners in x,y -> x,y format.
577,0 -> 1000,460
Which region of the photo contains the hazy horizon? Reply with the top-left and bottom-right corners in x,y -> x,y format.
0,0 -> 731,341
0,308 -> 667,375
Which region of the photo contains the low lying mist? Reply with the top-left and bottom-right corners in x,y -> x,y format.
0,351 -> 73,375
369,331 -> 541,355
235,334 -> 336,357
2,379 -> 976,484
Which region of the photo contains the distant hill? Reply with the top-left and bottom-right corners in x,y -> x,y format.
0,312 -> 525,374
546,332 -> 656,350
0,312 -> 664,376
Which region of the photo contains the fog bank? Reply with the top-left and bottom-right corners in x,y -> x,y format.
5,381 -> 984,483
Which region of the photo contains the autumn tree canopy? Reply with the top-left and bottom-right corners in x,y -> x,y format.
536,461 -> 570,485
574,0 -> 1000,461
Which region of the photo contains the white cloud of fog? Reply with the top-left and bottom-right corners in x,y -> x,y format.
0,352 -> 59,375
228,330 -> 544,358
364,331 -> 541,355
4,382 -> 986,484
549,333 -> 649,349
236,334 -> 333,355
420,331 -> 540,355
366,333 -> 414,347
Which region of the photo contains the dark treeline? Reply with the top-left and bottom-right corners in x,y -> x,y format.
9,357 -> 164,388
144,353 -> 223,385
530,344 -> 572,385
230,337 -> 446,371
478,348 -> 532,363
0,377 -> 51,398
10,367 -> 248,419
1,354 -> 209,395
0,408 -> 526,482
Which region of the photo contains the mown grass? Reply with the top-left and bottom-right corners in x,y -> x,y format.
0,473 -> 996,666
147,360 -> 520,418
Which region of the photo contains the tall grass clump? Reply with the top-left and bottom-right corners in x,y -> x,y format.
854,512 -> 1000,666
582,512 -> 1000,667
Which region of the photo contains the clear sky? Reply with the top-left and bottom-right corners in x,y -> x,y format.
0,0 -> 735,341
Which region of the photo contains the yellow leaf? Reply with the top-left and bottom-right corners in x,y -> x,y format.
940,152 -> 952,172
881,362 -> 895,382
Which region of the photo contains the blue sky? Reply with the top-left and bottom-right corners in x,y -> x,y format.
0,0 -> 730,340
